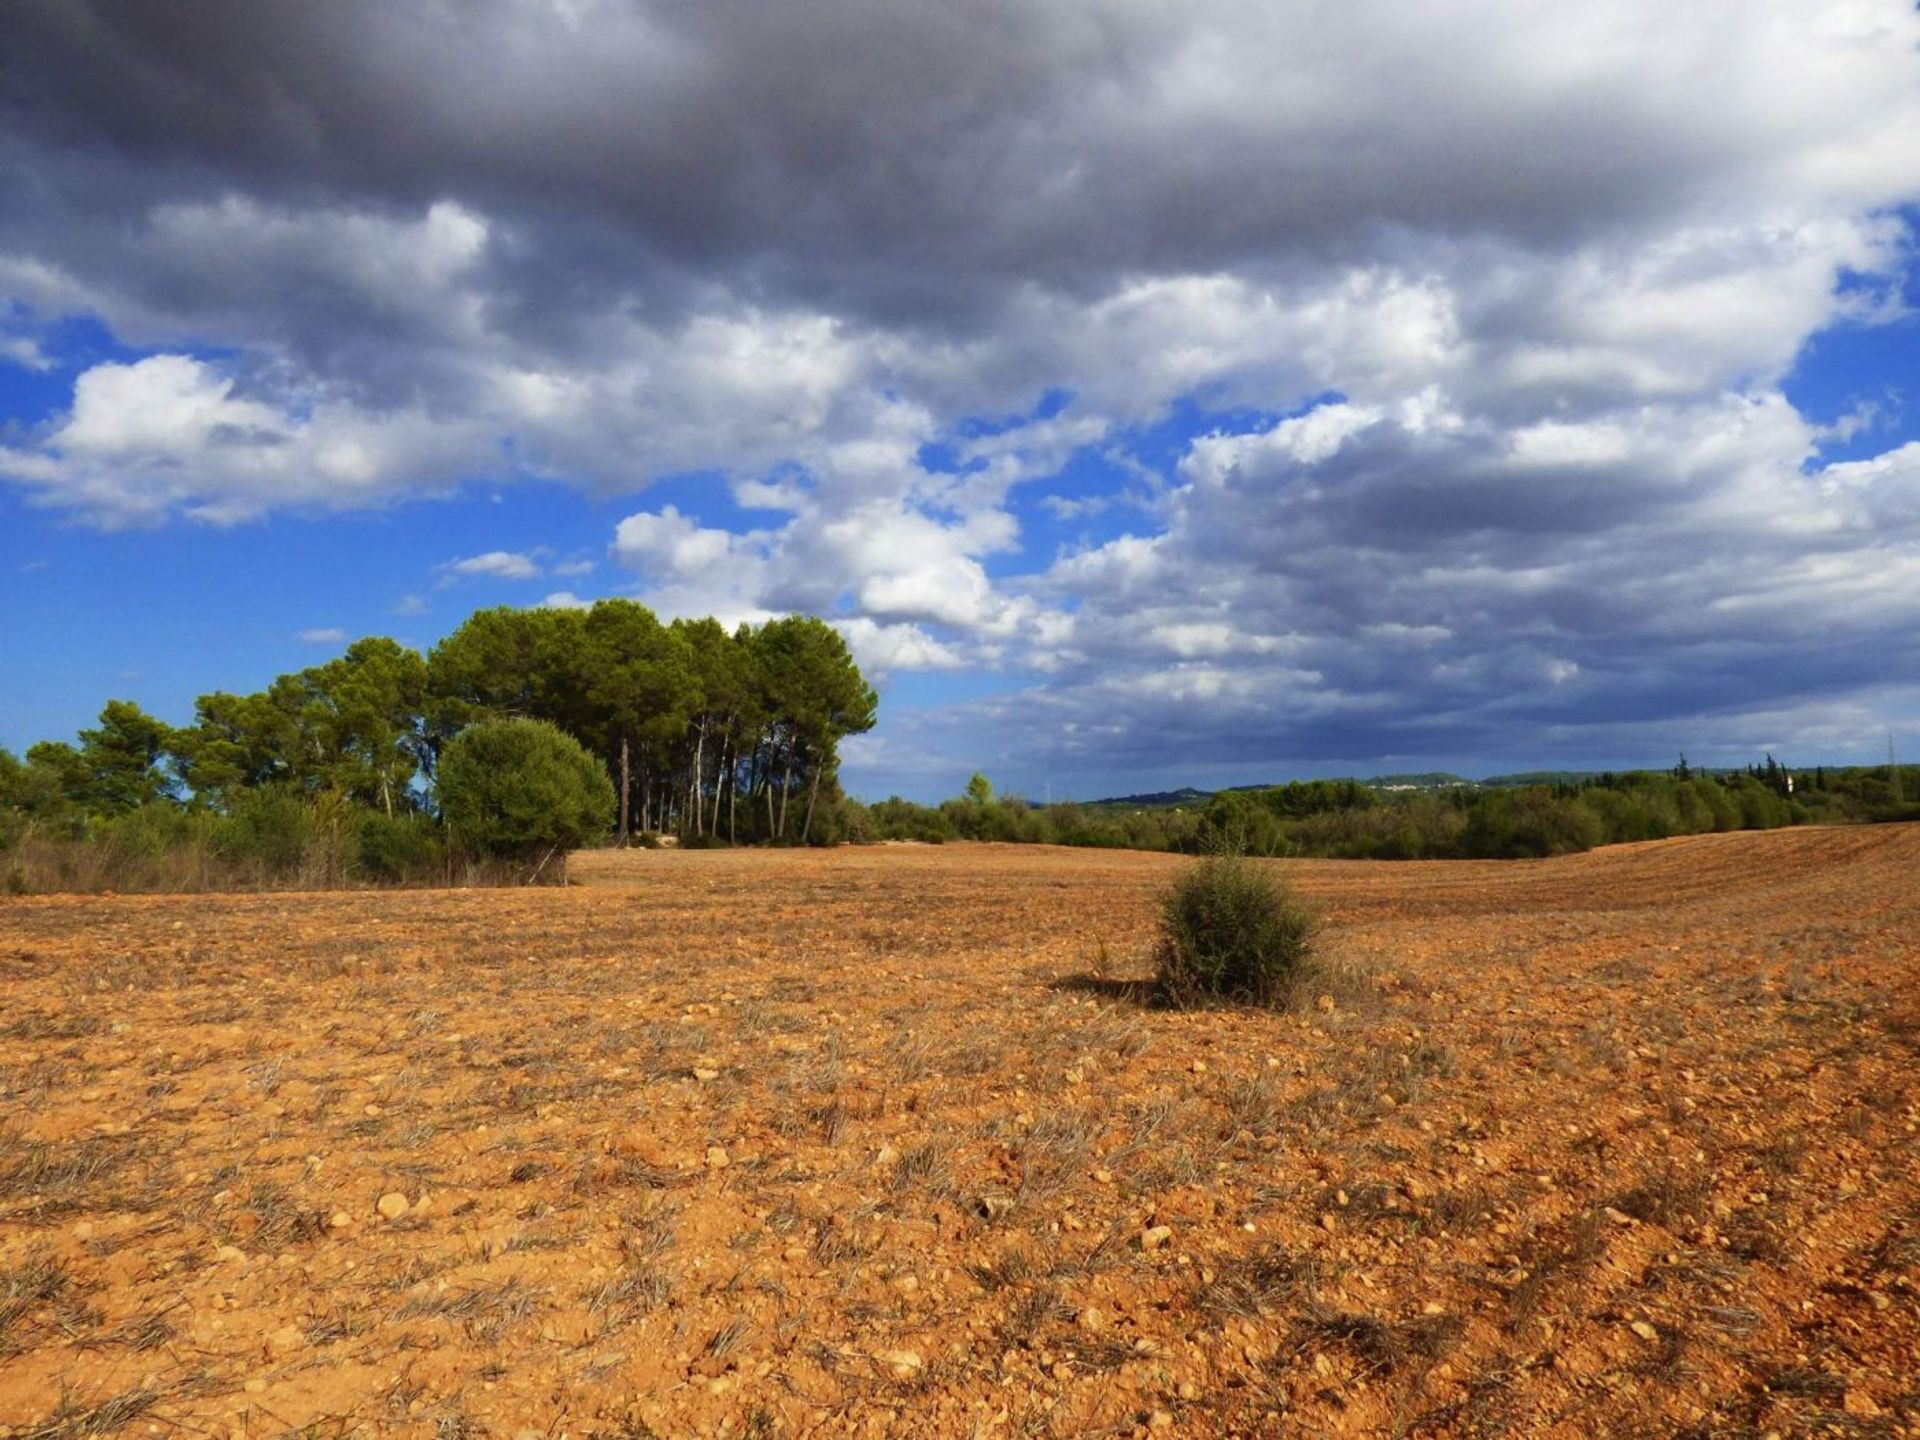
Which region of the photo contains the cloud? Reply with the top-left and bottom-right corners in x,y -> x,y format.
297,627 -> 347,645
441,549 -> 543,582
1,2 -> 1919,780
537,591 -> 592,611
0,353 -> 489,526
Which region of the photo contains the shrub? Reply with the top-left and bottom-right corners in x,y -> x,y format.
1461,789 -> 1602,858
437,718 -> 615,860
214,787 -> 316,871
354,810 -> 444,882
1155,854 -> 1317,1006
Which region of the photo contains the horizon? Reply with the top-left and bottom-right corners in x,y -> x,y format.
4,3 -> 1920,804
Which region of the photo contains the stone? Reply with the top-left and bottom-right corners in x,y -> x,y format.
706,1146 -> 730,1170
693,1068 -> 721,1083
1077,1306 -> 1107,1333
1141,1225 -> 1173,1251
328,1211 -> 353,1230
1629,1320 -> 1658,1341
880,1349 -> 923,1377
376,1192 -> 410,1220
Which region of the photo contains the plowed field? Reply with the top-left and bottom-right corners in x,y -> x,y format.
2,827 -> 1916,1437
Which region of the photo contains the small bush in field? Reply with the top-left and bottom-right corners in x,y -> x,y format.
437,718 -> 615,860
1155,854 -> 1317,1006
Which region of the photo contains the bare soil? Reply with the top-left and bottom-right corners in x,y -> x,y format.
1,827 -> 1916,1437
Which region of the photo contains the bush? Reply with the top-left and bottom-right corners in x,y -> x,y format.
437,718 -> 615,860
214,787 -> 316,871
1154,854 -> 1317,1006
355,810 -> 444,881
1461,789 -> 1602,858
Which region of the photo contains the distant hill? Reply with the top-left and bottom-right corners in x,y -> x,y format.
1080,786 -> 1213,810
1083,774 -> 1473,808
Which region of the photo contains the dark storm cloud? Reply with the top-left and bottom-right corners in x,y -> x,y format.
6,1 -> 1908,327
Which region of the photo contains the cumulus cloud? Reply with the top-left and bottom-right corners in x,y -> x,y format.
1,1 -> 1919,781
441,549 -> 543,582
297,627 -> 346,645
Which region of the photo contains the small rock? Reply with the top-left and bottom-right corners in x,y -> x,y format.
243,1378 -> 267,1395
215,1245 -> 248,1265
706,1146 -> 730,1170
327,1210 -> 353,1230
880,1348 -> 923,1377
72,1221 -> 96,1241
693,1068 -> 721,1083
1177,1382 -> 1199,1401
1843,1390 -> 1882,1420
1629,1320 -> 1658,1342
1141,1225 -> 1173,1251
1149,1410 -> 1175,1429
1421,1302 -> 1446,1316
1078,1306 -> 1107,1333
376,1192 -> 410,1220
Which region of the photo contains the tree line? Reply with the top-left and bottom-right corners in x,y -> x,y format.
1,600 -> 876,889
851,761 -> 1920,859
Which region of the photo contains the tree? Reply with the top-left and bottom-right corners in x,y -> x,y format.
965,772 -> 994,806
72,701 -> 176,814
437,718 -> 615,861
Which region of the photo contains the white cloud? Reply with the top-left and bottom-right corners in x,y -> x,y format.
0,353 -> 490,526
537,590 -> 592,610
442,549 -> 543,581
832,618 -> 965,677
298,627 -> 347,645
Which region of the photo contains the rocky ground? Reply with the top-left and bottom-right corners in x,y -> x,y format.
0,827 -> 1916,1437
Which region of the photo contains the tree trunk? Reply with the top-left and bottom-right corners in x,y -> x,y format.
802,762 -> 822,844
619,736 -> 631,843
690,718 -> 706,836
776,740 -> 795,839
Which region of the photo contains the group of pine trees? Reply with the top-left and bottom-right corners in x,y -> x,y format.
0,600 -> 877,887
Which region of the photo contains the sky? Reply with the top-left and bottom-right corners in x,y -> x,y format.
3,2 -> 1920,804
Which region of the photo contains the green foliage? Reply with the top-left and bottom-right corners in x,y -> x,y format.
355,810 -> 445,881
213,787 -> 319,870
1154,855 -> 1318,1006
438,718 -> 615,859
1460,789 -> 1603,858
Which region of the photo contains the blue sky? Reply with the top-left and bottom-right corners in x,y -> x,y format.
5,3 -> 1920,803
